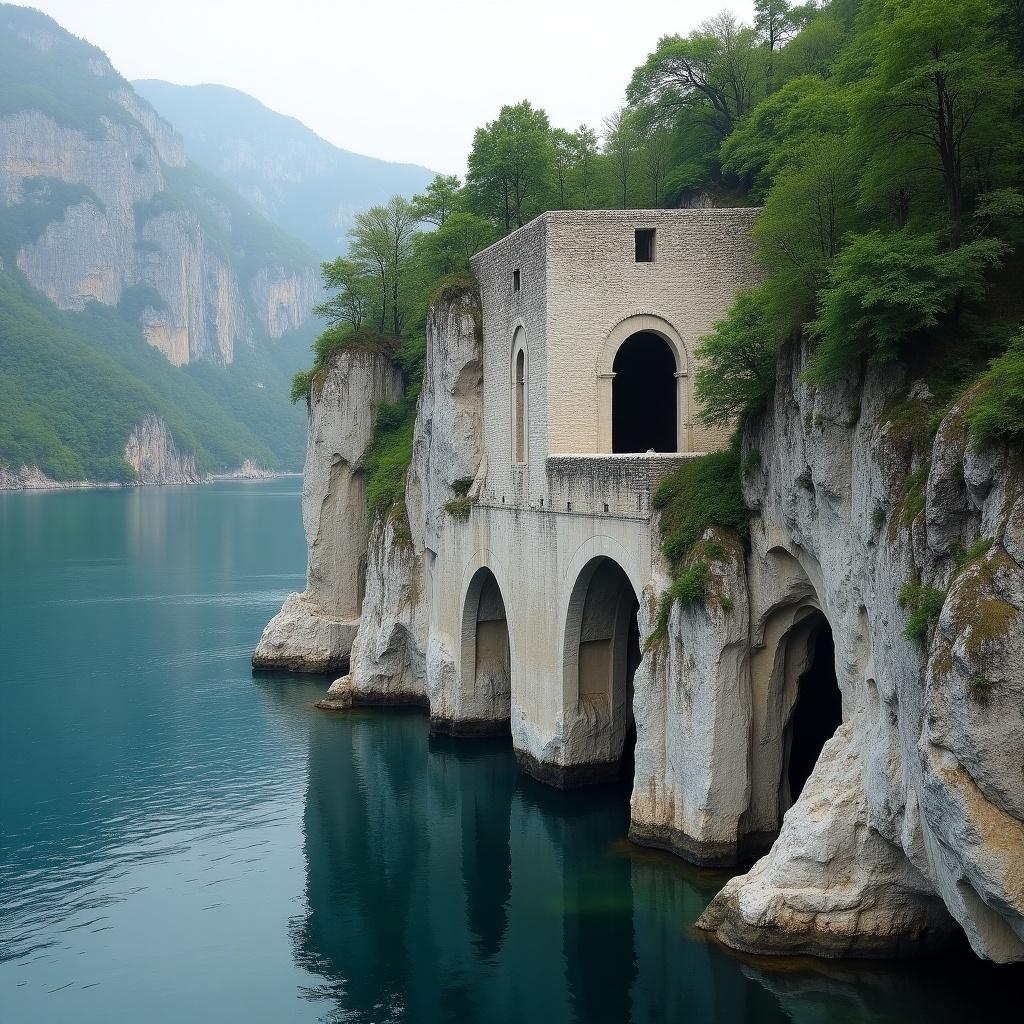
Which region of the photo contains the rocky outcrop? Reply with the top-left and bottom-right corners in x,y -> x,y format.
0,8 -> 318,366
123,415 -> 201,484
697,724 -> 955,958
630,528 -> 754,866
683,340 -> 1024,962
323,286 -> 485,715
253,346 -> 403,673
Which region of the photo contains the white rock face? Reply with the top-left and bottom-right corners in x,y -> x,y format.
123,414 -> 201,484
690,341 -> 1024,962
326,287 -> 486,713
630,528 -> 754,865
253,346 -> 402,673
697,724 -> 955,957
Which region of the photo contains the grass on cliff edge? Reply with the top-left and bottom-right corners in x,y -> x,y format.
649,445 -> 748,642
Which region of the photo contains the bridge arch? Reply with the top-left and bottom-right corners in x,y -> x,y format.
559,552 -> 642,781
457,559 -> 513,736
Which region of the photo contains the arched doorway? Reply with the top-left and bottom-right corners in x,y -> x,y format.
782,612 -> 841,811
562,557 -> 641,781
612,331 -> 677,453
457,567 -> 512,736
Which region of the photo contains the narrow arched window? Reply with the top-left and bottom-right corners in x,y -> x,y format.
514,348 -> 526,464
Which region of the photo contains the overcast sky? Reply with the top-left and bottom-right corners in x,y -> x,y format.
27,0 -> 756,174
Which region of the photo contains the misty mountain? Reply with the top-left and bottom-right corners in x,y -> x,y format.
0,4 -> 319,481
134,81 -> 437,258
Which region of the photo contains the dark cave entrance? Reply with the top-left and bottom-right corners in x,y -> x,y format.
785,618 -> 842,806
612,331 -> 677,454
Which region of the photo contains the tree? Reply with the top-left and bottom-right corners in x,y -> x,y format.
349,196 -> 418,335
411,174 -> 461,227
349,205 -> 391,332
754,0 -> 797,53
551,128 -> 576,207
415,212 -> 495,277
383,196 -> 418,336
695,286 -> 780,424
604,107 -> 640,208
466,101 -> 553,232
855,0 -> 1023,246
628,14 -> 768,140
571,125 -> 600,209
807,229 -> 1004,382
313,258 -> 372,331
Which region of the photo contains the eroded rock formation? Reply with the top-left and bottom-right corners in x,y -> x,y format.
123,414 -> 201,485
253,347 -> 402,674
661,341 -> 1023,962
321,288 -> 485,712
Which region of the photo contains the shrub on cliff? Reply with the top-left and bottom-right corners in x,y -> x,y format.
966,329 -> 1024,448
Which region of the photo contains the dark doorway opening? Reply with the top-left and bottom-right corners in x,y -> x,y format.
612,332 -> 676,453
786,622 -> 841,804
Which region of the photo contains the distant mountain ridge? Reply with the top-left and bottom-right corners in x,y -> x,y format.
134,81 -> 437,257
0,4 -> 320,482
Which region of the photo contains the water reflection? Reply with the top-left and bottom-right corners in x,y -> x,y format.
293,705 -> 1024,1024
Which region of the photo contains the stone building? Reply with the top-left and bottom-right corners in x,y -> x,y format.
424,208 -> 761,781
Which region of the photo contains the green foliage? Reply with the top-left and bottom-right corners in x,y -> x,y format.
0,265 -> 296,478
966,330 -> 1024,448
807,231 -> 1004,384
695,286 -> 781,425
362,391 -> 418,519
653,448 -> 748,567
444,494 -> 477,519
899,581 -> 947,642
0,6 -> 135,135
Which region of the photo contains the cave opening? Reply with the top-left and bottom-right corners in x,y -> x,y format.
785,620 -> 841,805
611,331 -> 677,454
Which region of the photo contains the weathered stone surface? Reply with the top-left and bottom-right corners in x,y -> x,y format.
630,528 -> 754,866
697,724 -> 956,957
123,414 -> 201,485
253,347 -> 402,673
695,341 -> 1024,962
252,592 -> 357,674
343,289 -> 485,712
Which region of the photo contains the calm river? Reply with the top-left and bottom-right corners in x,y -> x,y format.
0,481 -> 1018,1022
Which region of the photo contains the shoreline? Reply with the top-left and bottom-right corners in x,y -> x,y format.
0,469 -> 302,494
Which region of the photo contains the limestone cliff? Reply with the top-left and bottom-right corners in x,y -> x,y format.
253,346 -> 403,673
639,340 -> 1024,962
321,287 -> 485,711
123,415 -> 202,485
0,8 -> 319,367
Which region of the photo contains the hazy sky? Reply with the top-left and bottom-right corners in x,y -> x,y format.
27,0 -> 756,174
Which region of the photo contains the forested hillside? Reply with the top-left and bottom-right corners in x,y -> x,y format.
0,5 -> 318,482
293,0 -> 1023,529
134,81 -> 436,258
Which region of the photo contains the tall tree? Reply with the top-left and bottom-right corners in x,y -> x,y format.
572,125 -> 600,209
349,205 -> 391,332
855,0 -> 1023,246
313,258 -> 372,331
411,174 -> 461,227
628,15 -> 768,140
466,101 -> 553,232
604,107 -> 640,208
383,195 -> 418,336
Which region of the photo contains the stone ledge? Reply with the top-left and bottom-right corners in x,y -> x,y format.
314,677 -> 429,712
515,748 -> 625,789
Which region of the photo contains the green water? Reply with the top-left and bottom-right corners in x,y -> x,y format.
0,481 -> 1018,1022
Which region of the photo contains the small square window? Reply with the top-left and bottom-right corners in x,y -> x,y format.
512,268 -> 521,292
635,228 -> 656,263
